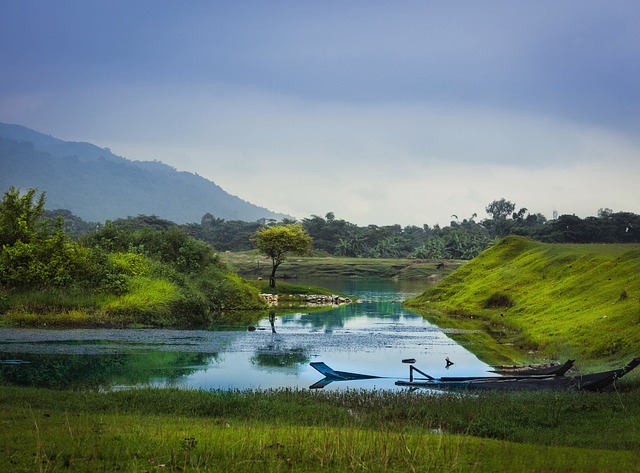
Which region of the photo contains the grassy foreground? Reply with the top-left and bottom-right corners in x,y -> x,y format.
406,236 -> 640,365
2,386 -> 640,472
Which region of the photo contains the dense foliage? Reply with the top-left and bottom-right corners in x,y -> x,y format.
21,194 -> 640,262
0,187 -> 93,288
182,200 -> 640,260
0,187 -> 265,326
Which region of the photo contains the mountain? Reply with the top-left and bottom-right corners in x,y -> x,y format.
0,123 -> 288,224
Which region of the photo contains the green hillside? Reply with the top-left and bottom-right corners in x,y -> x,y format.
406,236 -> 640,364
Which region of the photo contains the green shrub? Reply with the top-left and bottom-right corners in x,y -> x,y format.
109,252 -> 149,276
0,238 -> 94,288
103,277 -> 178,325
0,188 -> 270,327
0,293 -> 8,314
195,266 -> 265,311
483,292 -> 515,309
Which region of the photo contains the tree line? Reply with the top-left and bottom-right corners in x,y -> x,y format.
46,197 -> 640,261
187,199 -> 640,259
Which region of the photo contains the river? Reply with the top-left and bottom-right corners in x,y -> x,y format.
0,278 -> 492,391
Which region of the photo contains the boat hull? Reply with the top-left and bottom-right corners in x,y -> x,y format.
396,357 -> 640,392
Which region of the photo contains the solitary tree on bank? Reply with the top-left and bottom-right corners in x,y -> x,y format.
251,224 -> 313,288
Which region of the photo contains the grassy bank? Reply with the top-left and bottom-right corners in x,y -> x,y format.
0,280 -> 346,329
406,236 -> 640,365
2,386 -> 639,472
223,251 -> 464,280
247,280 -> 346,297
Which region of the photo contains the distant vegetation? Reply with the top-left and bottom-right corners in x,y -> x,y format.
50,198 -> 640,261
406,235 -> 640,364
0,187 -> 266,327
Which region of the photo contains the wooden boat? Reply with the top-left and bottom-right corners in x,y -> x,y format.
489,359 -> 575,376
395,357 -> 640,392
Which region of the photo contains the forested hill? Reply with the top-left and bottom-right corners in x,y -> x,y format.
0,122 -> 288,224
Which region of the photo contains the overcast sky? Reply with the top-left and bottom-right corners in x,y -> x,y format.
2,1 -> 639,226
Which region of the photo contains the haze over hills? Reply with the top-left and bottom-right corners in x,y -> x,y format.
0,123 -> 289,224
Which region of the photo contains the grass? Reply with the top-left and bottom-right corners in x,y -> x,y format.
1,286 -> 105,327
406,236 -> 640,365
1,276 -> 181,328
247,280 -> 345,296
223,251 -> 463,280
2,386 -> 640,472
0,273 -> 358,329
102,276 -> 177,323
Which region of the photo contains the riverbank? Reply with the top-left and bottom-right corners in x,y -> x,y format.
2,386 -> 639,472
0,281 -> 345,329
405,236 -> 640,366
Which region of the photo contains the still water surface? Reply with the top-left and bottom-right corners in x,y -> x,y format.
0,278 -> 492,391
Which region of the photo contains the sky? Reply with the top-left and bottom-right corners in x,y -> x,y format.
1,1 -> 639,226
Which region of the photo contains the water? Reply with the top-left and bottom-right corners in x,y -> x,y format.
0,278 -> 492,391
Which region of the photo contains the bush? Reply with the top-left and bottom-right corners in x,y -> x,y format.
1,188 -> 268,327
483,292 -> 515,309
194,266 -> 265,311
0,238 -> 94,289
109,252 -> 149,277
103,277 -> 178,325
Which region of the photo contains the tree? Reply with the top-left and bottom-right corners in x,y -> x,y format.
0,187 -> 92,288
0,186 -> 46,247
251,224 -> 313,287
485,198 -> 516,220
483,198 -> 518,238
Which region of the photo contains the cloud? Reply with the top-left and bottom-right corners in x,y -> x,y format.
1,1 -> 639,226
3,79 -> 638,226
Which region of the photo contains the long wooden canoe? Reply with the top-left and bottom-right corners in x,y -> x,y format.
395,357 -> 640,392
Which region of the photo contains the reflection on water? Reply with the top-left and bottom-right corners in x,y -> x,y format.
0,352 -> 216,390
0,278 -> 492,391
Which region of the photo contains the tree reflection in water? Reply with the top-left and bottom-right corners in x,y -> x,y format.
251,332 -> 309,369
0,352 -> 217,390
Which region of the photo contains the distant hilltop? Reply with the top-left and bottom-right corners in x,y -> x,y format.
0,123 -> 289,224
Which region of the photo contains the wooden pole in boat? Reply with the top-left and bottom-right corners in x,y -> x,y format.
409,365 -> 434,382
